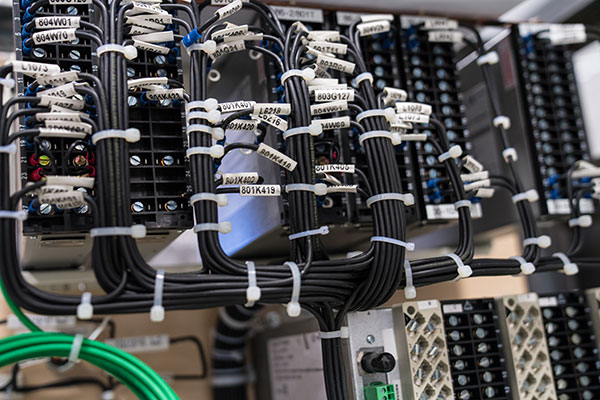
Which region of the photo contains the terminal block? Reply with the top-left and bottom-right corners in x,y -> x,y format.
496,293 -> 557,400
393,300 -> 454,400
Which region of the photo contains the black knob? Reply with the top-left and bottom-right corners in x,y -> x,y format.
361,352 -> 396,373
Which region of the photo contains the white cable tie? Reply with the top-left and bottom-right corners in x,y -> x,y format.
0,78 -> 15,89
404,259 -> 416,299
186,123 -> 224,140
282,122 -> 322,140
0,144 -> 17,154
476,51 -> 499,66
92,129 -> 140,144
97,44 -> 138,60
185,40 -> 217,56
493,115 -> 511,130
289,226 -> 329,241
358,130 -> 401,146
193,222 -> 232,234
352,72 -> 373,87
512,189 -> 539,204
186,145 -> 224,159
319,327 -> 349,339
187,110 -> 221,124
0,210 -> 28,221
245,261 -> 260,308
190,192 -> 228,207
522,235 -> 552,249
88,316 -> 111,341
284,261 -> 301,317
150,269 -> 165,322
281,68 -> 315,84
68,334 -> 84,364
509,256 -> 536,275
356,108 -> 396,123
454,200 -> 472,210
370,236 -> 415,251
445,253 -> 472,279
90,225 -> 147,239
186,99 -> 219,112
569,215 -> 592,228
553,252 -> 579,275
77,292 -> 93,320
438,145 -> 463,162
286,183 -> 328,196
366,192 -> 415,207
400,133 -> 428,142
502,147 -> 518,163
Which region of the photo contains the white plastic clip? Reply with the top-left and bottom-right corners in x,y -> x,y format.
187,123 -> 224,140
0,78 -> 15,89
476,51 -> 499,66
284,261 -> 301,317
245,261 -> 261,308
569,215 -> 592,228
186,40 -> 217,56
286,183 -> 328,196
186,145 -> 224,159
438,145 -> 463,162
77,292 -> 93,320
553,252 -> 578,275
92,129 -> 141,144
445,253 -> 472,279
97,44 -> 138,60
186,99 -> 219,112
193,222 -> 232,234
358,130 -> 402,146
0,210 -> 28,220
509,256 -> 536,275
512,189 -> 539,203
281,68 -> 315,84
150,269 -> 165,322
282,122 -> 323,140
352,72 -> 373,87
502,147 -> 518,163
370,236 -> 415,251
0,144 -> 17,154
493,115 -> 511,130
187,110 -> 222,124
289,226 -> 329,241
522,235 -> 551,248
356,108 -> 396,123
190,192 -> 228,207
90,225 -> 147,239
454,200 -> 472,210
319,327 -> 349,339
366,192 -> 415,207
404,259 -> 417,299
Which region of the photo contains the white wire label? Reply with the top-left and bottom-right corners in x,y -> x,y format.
257,143 -> 297,171
310,100 -> 347,116
216,0 -> 243,20
253,103 -> 291,115
211,24 -> 249,41
37,112 -> 81,122
38,82 -> 77,98
36,71 -> 79,86
396,113 -> 430,124
357,20 -> 391,37
219,100 -> 255,113
462,155 -> 484,173
131,31 -> 175,44
13,61 -> 61,77
49,0 -> 91,4
327,185 -> 357,193
309,41 -> 347,55
307,31 -> 340,42
32,28 -> 77,45
316,55 -> 355,74
227,119 -> 259,131
34,16 -> 81,29
146,89 -> 186,101
315,164 -> 355,174
313,89 -> 354,103
255,114 -> 288,131
423,18 -> 458,30
39,190 -> 85,209
45,120 -> 92,134
105,335 -> 170,354
133,40 -> 170,55
317,116 -> 350,131
548,24 -> 586,45
222,172 -> 259,185
39,95 -> 85,111
240,185 -> 281,196
396,102 -> 432,115
211,40 -> 246,58
428,30 -> 464,43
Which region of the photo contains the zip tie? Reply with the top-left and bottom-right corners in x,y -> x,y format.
359,130 -> 401,146
366,192 -> 415,207
371,236 -> 415,251
289,225 -> 329,241
553,252 -> 579,275
193,222 -> 232,234
69,334 -> 84,362
185,40 -> 217,55
190,192 -> 228,207
320,327 -> 349,339
512,189 -> 539,203
281,68 -> 315,84
286,183 -> 328,196
187,110 -> 221,124
150,269 -> 165,322
493,115 -> 511,130
509,256 -> 536,275
187,123 -> 224,140
502,147 -> 517,163
445,253 -> 472,279
438,145 -> 463,162
285,261 -> 301,317
77,292 -> 93,320
90,225 -> 147,239
476,51 -> 499,66
92,128 -> 140,144
0,144 -> 17,154
356,108 -> 396,123
244,261 -> 261,307
400,133 -> 428,141
186,99 -> 219,112
0,210 -> 28,220
523,235 -> 551,248
97,44 -> 138,60
186,145 -> 224,159
404,259 -> 416,299
454,200 -> 472,210
282,122 -> 322,140
0,78 -> 15,89
569,215 -> 592,228
352,72 -> 373,87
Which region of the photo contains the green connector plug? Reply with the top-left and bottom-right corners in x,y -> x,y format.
363,381 -> 396,400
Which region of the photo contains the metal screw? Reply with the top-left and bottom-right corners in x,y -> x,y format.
161,155 -> 174,166
154,55 -> 166,65
39,203 -> 52,215
366,334 -> 375,344
77,204 -> 89,214
70,65 -> 81,72
129,155 -> 141,166
69,49 -> 81,60
38,155 -> 51,167
71,37 -> 80,45
165,200 -> 178,211
127,67 -> 136,78
156,68 -> 167,78
67,5 -> 78,15
40,140 -> 51,150
32,48 -> 46,58
73,155 -> 87,167
74,144 -> 86,152
160,99 -> 171,107
128,96 -> 138,107
131,201 -> 144,213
